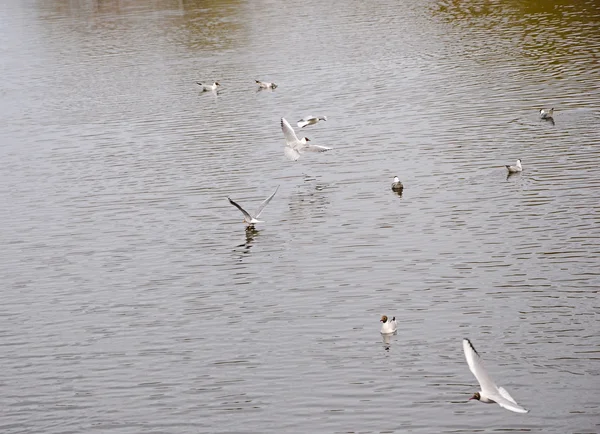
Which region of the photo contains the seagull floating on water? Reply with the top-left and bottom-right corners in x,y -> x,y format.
281,118 -> 332,161
539,108 -> 554,119
256,80 -> 277,89
297,115 -> 327,128
227,186 -> 279,227
196,82 -> 220,92
391,176 -> 404,193
505,159 -> 522,173
463,338 -> 529,414
380,315 -> 397,334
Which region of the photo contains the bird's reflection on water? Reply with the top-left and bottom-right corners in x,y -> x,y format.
381,332 -> 396,351
233,226 -> 260,259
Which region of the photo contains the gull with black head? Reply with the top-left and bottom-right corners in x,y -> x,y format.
463,338 -> 529,414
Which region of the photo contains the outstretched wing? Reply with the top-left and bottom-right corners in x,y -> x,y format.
281,118 -> 300,147
254,185 -> 279,218
284,146 -> 300,161
463,339 -> 498,395
497,386 -> 518,405
228,197 -> 253,221
490,391 -> 529,413
304,144 -> 332,153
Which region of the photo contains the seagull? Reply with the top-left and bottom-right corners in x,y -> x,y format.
281,117 -> 332,161
463,338 -> 529,414
539,108 -> 554,119
391,176 -> 404,193
380,315 -> 397,334
506,159 -> 523,173
227,185 -> 279,226
256,80 -> 277,89
297,115 -> 327,128
196,82 -> 220,92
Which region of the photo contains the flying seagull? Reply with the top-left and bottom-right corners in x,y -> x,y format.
281,117 -> 332,161
227,186 -> 279,226
463,338 -> 529,414
297,115 -> 327,128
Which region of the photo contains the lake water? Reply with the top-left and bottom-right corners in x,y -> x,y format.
1,0 -> 599,433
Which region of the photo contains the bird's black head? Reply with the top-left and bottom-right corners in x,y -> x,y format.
469,392 -> 481,401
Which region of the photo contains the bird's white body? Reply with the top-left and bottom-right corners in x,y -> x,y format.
540,108 -> 554,119
297,115 -> 327,128
380,316 -> 397,334
256,80 -> 277,89
463,338 -> 529,414
506,159 -> 523,173
228,186 -> 279,226
281,117 -> 332,161
197,82 -> 220,92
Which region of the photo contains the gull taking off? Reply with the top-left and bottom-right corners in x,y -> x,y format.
297,115 -> 327,128
539,108 -> 554,119
380,315 -> 397,334
506,159 -> 522,173
196,82 -> 220,92
227,186 -> 279,226
463,338 -> 529,414
281,117 -> 332,161
256,80 -> 277,89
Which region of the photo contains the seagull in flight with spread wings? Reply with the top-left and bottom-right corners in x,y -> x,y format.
463,338 -> 529,414
227,186 -> 279,227
281,118 -> 332,161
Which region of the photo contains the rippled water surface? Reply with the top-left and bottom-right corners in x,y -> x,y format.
1,0 -> 599,432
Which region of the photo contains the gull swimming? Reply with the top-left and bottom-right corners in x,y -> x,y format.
380,315 -> 397,334
196,82 -> 220,92
391,176 -> 404,193
281,117 -> 332,161
463,338 -> 529,414
539,108 -> 554,119
506,159 -> 522,173
256,80 -> 277,89
227,185 -> 279,226
297,115 -> 327,128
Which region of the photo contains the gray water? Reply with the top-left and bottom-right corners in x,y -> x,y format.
1,0 -> 599,433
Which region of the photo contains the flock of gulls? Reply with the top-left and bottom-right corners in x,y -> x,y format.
199,80 -> 554,415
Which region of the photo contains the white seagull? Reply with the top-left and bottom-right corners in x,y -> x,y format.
227,185 -> 279,226
391,176 -> 404,193
463,338 -> 529,414
281,117 -> 332,161
539,108 -> 554,119
506,159 -> 523,173
297,115 -> 327,128
196,82 -> 220,92
380,315 -> 397,334
256,80 -> 277,89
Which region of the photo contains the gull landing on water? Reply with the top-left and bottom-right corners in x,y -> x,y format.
227,186 -> 279,226
380,315 -> 397,334
297,115 -> 327,128
463,339 -> 529,414
281,118 -> 332,161
196,82 -> 220,92
506,159 -> 522,173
